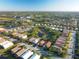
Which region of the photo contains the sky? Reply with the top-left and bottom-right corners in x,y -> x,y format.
0,0 -> 79,11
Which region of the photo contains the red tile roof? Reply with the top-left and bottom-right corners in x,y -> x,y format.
46,41 -> 52,48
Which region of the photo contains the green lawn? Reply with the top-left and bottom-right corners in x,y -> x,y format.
0,45 -> 17,59
0,17 -> 16,20
3,52 -> 16,59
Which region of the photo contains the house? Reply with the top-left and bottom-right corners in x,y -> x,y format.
11,44 -> 41,59
62,30 -> 69,37
53,30 -> 72,53
11,45 -> 22,54
30,54 -> 41,59
18,34 -> 27,39
0,41 -> 14,49
11,44 -> 26,54
38,40 -> 52,48
16,48 -> 27,57
21,50 -> 33,59
26,16 -> 31,19
12,32 -> 27,39
11,44 -> 33,58
33,38 -> 40,44
56,39 -> 65,44
55,36 -> 66,47
0,37 -> 5,43
55,40 -> 65,46
38,40 -> 46,46
29,37 -> 35,42
22,35 -> 27,39
11,45 -> 27,58
0,37 -> 14,49
46,41 -> 52,48
0,28 -> 6,32
12,32 -> 18,36
29,37 -> 40,44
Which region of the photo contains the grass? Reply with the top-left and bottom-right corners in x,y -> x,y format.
3,52 -> 16,59
0,44 -> 17,59
0,17 -> 16,20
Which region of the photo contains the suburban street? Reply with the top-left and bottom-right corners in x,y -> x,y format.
49,31 -> 76,59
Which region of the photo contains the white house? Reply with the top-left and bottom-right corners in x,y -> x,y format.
29,37 -> 40,44
30,54 -> 41,59
12,32 -> 27,39
33,38 -> 40,44
21,50 -> 33,59
0,41 -> 14,49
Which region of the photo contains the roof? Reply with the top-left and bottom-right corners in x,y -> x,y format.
12,32 -> 27,39
53,30 -> 71,53
33,38 -> 40,44
29,37 -> 35,42
0,37 -> 5,43
11,44 -> 24,53
11,46 -> 22,53
16,48 -> 26,57
62,30 -> 69,37
55,36 -> 66,47
39,40 -> 46,46
29,37 -> 40,44
30,54 -> 41,59
0,28 -> 6,32
11,44 -> 28,57
12,32 -> 18,35
0,41 -> 14,49
57,36 -> 66,41
55,43 -> 64,47
22,35 -> 27,39
21,50 -> 33,59
46,41 -> 52,48
56,40 -> 65,44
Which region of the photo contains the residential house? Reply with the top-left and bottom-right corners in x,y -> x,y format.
38,40 -> 46,47
0,41 -> 13,49
21,50 -> 33,59
16,48 -> 27,57
0,28 -> 6,32
30,54 -> 41,59
0,37 -> 13,49
45,41 -> 52,48
12,32 -> 27,40
11,45 -> 22,54
29,37 -> 40,44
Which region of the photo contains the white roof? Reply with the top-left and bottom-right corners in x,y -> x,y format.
29,38 -> 40,43
30,54 -> 41,59
33,38 -> 40,44
13,32 -> 27,39
0,28 -> 5,31
29,38 -> 35,42
0,41 -> 13,49
22,35 -> 27,39
21,50 -> 33,59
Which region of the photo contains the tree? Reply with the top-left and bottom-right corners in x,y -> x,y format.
30,27 -> 40,37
